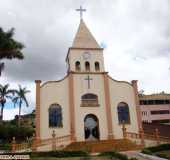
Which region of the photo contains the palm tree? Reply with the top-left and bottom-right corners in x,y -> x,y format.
0,27 -> 24,76
12,85 -> 30,126
0,62 -> 4,76
0,84 -> 15,121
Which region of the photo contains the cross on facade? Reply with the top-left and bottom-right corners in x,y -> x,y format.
85,75 -> 93,89
76,6 -> 86,19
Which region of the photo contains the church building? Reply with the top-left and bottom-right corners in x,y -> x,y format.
35,16 -> 142,149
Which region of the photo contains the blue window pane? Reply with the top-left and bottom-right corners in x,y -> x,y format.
117,103 -> 130,124
49,104 -> 63,127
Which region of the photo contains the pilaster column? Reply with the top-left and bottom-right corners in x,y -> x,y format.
52,130 -> 56,151
35,80 -> 41,141
12,137 -> 16,153
122,123 -> 127,139
31,133 -> 37,152
103,73 -> 114,139
139,128 -> 145,146
68,73 -> 76,141
155,128 -> 160,145
131,80 -> 142,130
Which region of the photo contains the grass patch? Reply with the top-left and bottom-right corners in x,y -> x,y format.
30,157 -> 128,160
155,150 -> 170,159
141,148 -> 153,155
31,158 -> 82,160
0,151 -> 136,160
0,143 -> 11,150
141,143 -> 170,159
0,151 -> 89,158
98,151 -> 128,160
30,151 -> 89,158
142,143 -> 170,153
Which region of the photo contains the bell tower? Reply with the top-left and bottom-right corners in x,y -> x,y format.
66,8 -> 105,73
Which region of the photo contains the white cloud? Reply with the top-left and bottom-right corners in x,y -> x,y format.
0,0 -> 170,119
3,108 -> 22,120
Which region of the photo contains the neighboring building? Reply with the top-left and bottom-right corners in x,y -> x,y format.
35,18 -> 141,149
143,122 -> 170,137
139,93 -> 170,124
15,110 -> 35,128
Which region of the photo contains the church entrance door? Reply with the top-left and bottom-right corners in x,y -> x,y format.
84,114 -> 100,141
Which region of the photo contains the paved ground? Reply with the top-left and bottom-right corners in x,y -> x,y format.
121,150 -> 168,160
121,151 -> 148,160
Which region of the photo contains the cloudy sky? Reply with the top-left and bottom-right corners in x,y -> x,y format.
0,0 -> 170,120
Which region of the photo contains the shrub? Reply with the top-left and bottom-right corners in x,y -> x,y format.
147,144 -> 170,152
155,153 -> 169,159
0,151 -> 89,158
142,143 -> 170,155
30,151 -> 89,158
98,151 -> 128,160
80,156 -> 92,160
0,123 -> 34,143
0,143 -> 11,150
141,148 -> 152,155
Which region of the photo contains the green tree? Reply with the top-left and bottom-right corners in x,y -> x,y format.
12,85 -> 30,126
0,84 -> 14,121
0,27 -> 24,76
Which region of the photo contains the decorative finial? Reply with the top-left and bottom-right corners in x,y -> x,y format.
76,5 -> 86,20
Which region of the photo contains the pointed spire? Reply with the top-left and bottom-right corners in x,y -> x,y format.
72,19 -> 101,49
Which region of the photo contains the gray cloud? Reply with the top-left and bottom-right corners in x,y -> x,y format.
0,0 -> 170,85
0,0 -> 83,82
1,0 -> 170,119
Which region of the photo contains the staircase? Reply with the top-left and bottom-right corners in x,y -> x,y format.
64,139 -> 142,153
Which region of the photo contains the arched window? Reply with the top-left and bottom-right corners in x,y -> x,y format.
85,61 -> 90,71
81,93 -> 99,107
95,62 -> 100,71
117,102 -> 130,124
49,104 -> 63,127
75,61 -> 81,71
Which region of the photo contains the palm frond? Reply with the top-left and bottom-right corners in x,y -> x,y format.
24,90 -> 30,94
6,89 -> 17,95
13,85 -> 30,108
23,95 -> 29,107
6,95 -> 13,99
12,97 -> 19,108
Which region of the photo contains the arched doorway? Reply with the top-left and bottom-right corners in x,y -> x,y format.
84,114 -> 100,141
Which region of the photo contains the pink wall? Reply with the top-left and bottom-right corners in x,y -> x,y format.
140,104 -> 170,123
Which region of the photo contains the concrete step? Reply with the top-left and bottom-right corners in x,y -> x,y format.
64,139 -> 142,153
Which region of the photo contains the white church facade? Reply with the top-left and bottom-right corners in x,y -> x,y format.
35,19 -> 142,147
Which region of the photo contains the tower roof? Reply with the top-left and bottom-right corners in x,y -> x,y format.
72,19 -> 101,49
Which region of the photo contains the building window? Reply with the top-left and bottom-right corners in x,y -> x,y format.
85,61 -> 90,71
49,104 -> 63,127
95,62 -> 100,71
81,93 -> 99,107
150,110 -> 170,115
140,99 -> 170,105
117,102 -> 130,124
75,61 -> 81,71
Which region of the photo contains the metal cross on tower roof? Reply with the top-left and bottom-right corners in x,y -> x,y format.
76,6 -> 86,20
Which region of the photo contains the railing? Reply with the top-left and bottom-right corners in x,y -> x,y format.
126,132 -> 140,139
126,130 -> 170,146
126,132 -> 170,142
11,133 -> 72,153
38,135 -> 71,147
15,143 -> 31,151
159,136 -> 170,143
144,133 -> 156,140
122,122 -> 170,147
